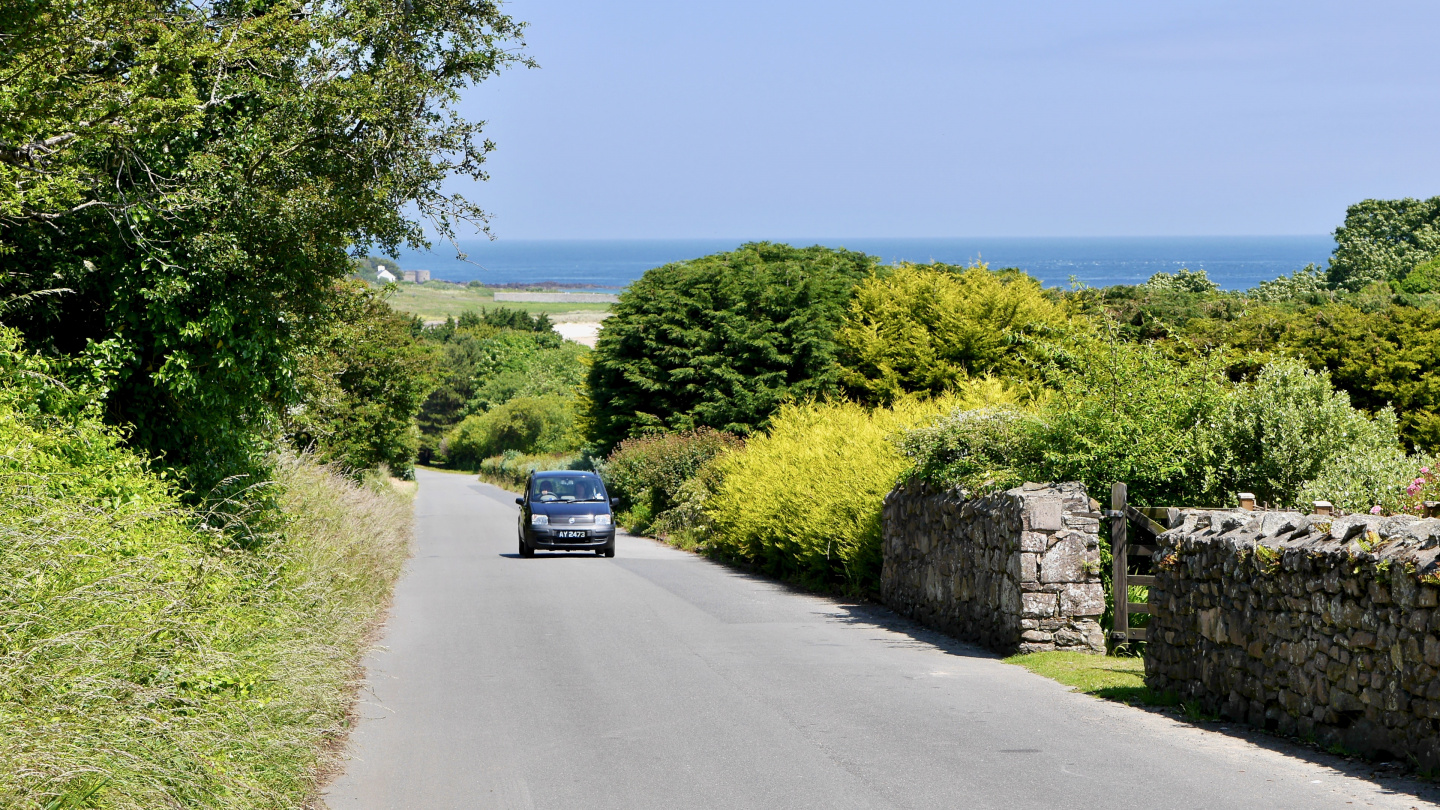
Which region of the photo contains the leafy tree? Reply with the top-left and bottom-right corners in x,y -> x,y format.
414,323 -> 586,463
286,282 -> 437,477
0,0 -> 530,490
835,263 -> 1067,405
585,242 -> 877,451
1249,263 -> 1331,302
1329,197 -> 1440,290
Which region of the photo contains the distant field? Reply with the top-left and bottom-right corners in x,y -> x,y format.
380,282 -> 613,322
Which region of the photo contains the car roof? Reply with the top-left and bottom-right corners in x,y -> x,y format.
532,470 -> 598,477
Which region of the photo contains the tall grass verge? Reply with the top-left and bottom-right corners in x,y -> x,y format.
0,451 -> 412,809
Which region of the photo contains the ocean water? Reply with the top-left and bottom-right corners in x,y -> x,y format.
395,235 -> 1334,292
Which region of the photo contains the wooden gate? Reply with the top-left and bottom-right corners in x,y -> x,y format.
1107,482 -> 1182,647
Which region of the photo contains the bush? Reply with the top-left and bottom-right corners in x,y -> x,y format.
444,395 -> 579,468
477,451 -> 589,491
1182,302 -> 1440,451
901,338 -> 1229,505
835,263 -> 1069,405
1299,446 -> 1433,515
704,398 -> 953,594
1202,359 -> 1405,507
584,242 -> 877,451
1145,268 -> 1219,294
1400,256 -> 1440,295
601,428 -> 744,533
901,338 -> 1420,513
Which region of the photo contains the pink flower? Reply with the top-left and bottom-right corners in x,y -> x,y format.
1371,505 -> 1384,515
1423,467 -> 1431,475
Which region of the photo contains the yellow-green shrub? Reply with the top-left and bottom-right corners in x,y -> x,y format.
704,397 -> 958,593
836,263 -> 1070,405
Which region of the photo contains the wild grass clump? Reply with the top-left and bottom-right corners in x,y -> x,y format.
0,350 -> 411,810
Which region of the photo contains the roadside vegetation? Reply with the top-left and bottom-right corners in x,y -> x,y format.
1004,652 -> 1178,707
0,0 -> 527,805
0,331 -> 413,807
584,198 -> 1440,604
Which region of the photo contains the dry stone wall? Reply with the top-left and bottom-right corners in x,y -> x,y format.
881,480 -> 1105,654
1146,510 -> 1440,766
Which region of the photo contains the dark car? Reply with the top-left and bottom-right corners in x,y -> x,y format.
515,470 -> 618,558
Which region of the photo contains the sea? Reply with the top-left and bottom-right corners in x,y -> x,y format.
394,236 -> 1334,292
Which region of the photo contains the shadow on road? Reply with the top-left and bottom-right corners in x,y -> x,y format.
824,594 -> 1440,805
633,532 -> 1440,806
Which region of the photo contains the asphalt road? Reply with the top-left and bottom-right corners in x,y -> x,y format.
325,468 -> 1440,809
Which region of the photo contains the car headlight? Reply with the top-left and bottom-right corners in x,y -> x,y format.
530,514 -> 548,526
594,513 -> 612,526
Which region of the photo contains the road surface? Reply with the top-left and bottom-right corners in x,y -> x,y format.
325,468 -> 1440,809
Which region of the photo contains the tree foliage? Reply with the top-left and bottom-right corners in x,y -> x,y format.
286,282 -> 436,477
444,395 -> 578,468
835,263 -> 1067,405
416,321 -> 587,464
0,0 -> 529,489
1182,302 -> 1440,451
1145,268 -> 1220,294
584,242 -> 877,451
1329,197 -> 1440,290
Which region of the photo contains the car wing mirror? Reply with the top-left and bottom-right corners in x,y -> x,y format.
611,497 -> 620,507
515,497 -> 524,506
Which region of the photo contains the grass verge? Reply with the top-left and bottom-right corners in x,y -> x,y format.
1004,651 -> 1179,707
0,453 -> 412,809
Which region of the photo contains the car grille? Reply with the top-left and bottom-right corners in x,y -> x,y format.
550,514 -> 595,525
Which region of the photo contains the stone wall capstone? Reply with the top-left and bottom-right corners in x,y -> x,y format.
1146,510 -> 1440,766
881,480 -> 1105,654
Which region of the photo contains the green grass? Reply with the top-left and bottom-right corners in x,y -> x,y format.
380,281 -> 613,322
0,454 -> 413,809
1004,651 -> 1179,707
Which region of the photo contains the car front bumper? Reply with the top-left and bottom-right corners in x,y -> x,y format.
526,527 -> 615,550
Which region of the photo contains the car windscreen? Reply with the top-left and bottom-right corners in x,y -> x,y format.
531,475 -> 604,502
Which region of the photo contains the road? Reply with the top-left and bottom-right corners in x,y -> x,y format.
325,468 -> 1440,809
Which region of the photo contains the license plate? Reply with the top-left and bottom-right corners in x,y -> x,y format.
556,530 -> 587,539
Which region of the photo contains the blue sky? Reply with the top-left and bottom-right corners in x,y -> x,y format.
452,1 -> 1440,240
